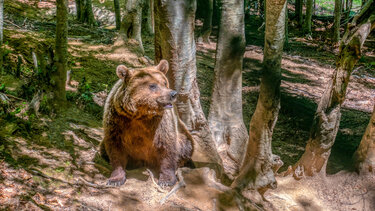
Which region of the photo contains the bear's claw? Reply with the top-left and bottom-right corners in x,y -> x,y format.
158,179 -> 176,188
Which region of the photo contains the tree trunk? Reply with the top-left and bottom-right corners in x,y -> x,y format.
304,0 -> 313,34
208,0 -> 248,179
154,0 -> 223,175
114,0 -> 121,30
295,0 -> 303,26
76,0 -> 82,20
53,0 -> 68,108
231,0 -> 286,193
116,0 -> 144,54
197,0 -> 213,43
0,0 -> 3,71
291,0 -> 375,178
344,0 -> 353,23
285,2 -> 289,48
84,0 -> 95,26
333,0 -> 341,42
142,0 -> 153,34
354,104 -> 375,174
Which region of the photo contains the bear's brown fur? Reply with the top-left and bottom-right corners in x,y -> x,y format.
101,60 -> 193,187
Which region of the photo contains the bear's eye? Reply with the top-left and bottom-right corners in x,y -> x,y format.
149,84 -> 158,91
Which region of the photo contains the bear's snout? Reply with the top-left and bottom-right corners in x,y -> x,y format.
170,90 -> 177,101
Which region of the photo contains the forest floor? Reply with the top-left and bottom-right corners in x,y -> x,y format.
1,0 -> 375,210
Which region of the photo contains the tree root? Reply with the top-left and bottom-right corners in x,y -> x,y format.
146,169 -> 167,193
160,169 -> 186,204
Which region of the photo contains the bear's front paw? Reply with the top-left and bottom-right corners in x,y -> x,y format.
107,167 -> 126,186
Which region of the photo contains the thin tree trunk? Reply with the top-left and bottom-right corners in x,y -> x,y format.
333,0 -> 342,42
208,0 -> 248,179
0,0 -> 3,71
304,0 -> 313,34
85,0 -> 95,26
155,0 -> 223,175
116,0 -> 144,53
53,0 -> 68,108
76,0 -> 82,20
231,0 -> 286,193
291,0 -> 375,178
150,0 -> 154,33
114,0 -> 121,30
198,0 -> 213,43
354,104 -> 375,174
295,0 -> 303,26
344,0 -> 353,23
142,0 -> 153,34
285,2 -> 289,48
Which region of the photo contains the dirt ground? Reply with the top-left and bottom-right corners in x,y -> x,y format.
1,0 -> 375,210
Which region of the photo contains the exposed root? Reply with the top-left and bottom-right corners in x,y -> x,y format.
146,169 -> 167,193
160,169 -> 186,204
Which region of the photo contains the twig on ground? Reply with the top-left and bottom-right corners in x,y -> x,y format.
160,169 -> 186,204
5,20 -> 22,29
4,93 -> 25,101
30,168 -> 110,189
146,169 -> 167,193
77,177 -> 110,189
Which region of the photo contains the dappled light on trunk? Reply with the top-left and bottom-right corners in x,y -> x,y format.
232,0 -> 286,193
154,0 -> 223,176
291,0 -> 375,178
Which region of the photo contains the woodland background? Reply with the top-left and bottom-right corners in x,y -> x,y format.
0,0 -> 374,210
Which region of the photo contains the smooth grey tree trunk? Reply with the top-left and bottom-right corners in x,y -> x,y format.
53,0 -> 68,108
354,104 -> 375,174
208,0 -> 248,179
333,0 -> 341,42
115,0 -> 144,53
231,0 -> 286,193
154,0 -> 223,175
114,0 -> 121,30
291,0 -> 375,178
304,0 -> 313,34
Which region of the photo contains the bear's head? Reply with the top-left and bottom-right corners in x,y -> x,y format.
114,60 -> 177,118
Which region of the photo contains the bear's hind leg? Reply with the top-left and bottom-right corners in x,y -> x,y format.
104,140 -> 128,186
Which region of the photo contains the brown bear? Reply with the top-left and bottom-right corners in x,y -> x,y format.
100,60 -> 193,187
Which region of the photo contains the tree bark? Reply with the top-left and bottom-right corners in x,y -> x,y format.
197,0 -> 213,43
114,0 -> 121,30
208,0 -> 248,179
291,0 -> 375,178
295,0 -> 303,26
0,0 -> 3,70
142,0 -> 153,34
154,0 -> 223,175
84,0 -> 95,26
354,104 -> 375,174
53,0 -> 68,108
231,0 -> 286,193
333,0 -> 342,42
344,0 -> 353,23
76,0 -> 82,20
115,0 -> 144,54
304,0 -> 313,34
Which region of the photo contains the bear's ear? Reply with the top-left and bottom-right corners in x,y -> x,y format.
156,60 -> 169,74
116,65 -> 133,80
